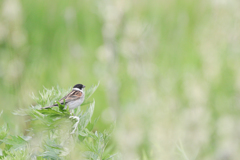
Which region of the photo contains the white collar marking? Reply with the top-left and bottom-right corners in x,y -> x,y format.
72,88 -> 83,92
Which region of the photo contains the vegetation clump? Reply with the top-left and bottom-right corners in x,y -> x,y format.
0,84 -> 118,160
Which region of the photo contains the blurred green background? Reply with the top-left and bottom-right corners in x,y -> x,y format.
1,0 -> 240,159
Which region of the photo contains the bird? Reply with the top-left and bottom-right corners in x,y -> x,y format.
42,84 -> 85,110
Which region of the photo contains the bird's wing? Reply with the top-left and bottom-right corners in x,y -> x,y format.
58,90 -> 83,105
42,90 -> 83,109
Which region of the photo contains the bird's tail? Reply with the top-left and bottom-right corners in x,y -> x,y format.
41,105 -> 54,109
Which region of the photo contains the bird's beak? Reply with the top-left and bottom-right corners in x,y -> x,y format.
83,85 -> 86,88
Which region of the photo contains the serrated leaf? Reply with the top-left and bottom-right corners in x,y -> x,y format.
87,117 -> 99,131
79,131 -> 88,137
3,136 -> 27,150
84,129 -> 98,140
29,109 -> 45,119
78,130 -> 88,141
1,148 -> 30,160
37,109 -> 69,117
40,138 -> 63,159
37,109 -> 62,116
12,108 -> 30,116
78,101 -> 95,131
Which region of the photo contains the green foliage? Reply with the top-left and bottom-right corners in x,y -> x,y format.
1,0 -> 240,158
0,124 -> 7,142
0,84 -> 118,160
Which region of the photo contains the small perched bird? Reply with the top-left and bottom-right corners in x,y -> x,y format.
42,84 -> 85,110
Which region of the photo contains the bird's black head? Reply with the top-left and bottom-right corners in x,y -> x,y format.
73,84 -> 85,90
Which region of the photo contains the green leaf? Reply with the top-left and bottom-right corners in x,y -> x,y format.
2,136 -> 27,150
57,101 -> 65,112
0,124 -> 8,141
37,107 -> 70,117
77,101 -> 95,131
37,109 -> 64,117
78,130 -> 88,141
1,148 -> 31,160
12,108 -> 29,116
87,117 -> 99,131
40,138 -> 63,159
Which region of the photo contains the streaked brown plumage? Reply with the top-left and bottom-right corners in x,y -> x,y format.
42,84 -> 85,110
